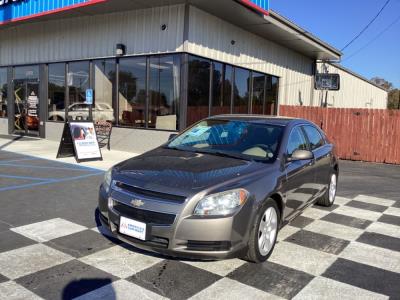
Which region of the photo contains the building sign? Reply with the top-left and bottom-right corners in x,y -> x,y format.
85,89 -> 93,105
239,0 -> 269,15
0,0 -> 106,25
0,0 -> 24,7
315,73 -> 340,91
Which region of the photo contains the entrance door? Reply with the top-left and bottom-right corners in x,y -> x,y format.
13,79 -> 40,136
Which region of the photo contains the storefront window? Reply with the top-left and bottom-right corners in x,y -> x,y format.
223,65 -> 233,112
149,55 -> 180,131
68,61 -> 90,121
0,68 -> 7,118
233,67 -> 250,114
211,62 -> 230,116
14,66 -> 39,80
93,59 -> 116,123
187,56 -> 210,126
48,63 -> 66,122
13,65 -> 40,135
266,75 -> 279,115
118,57 -> 146,127
252,72 -> 265,114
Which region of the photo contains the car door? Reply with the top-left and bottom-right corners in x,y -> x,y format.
282,126 -> 315,220
302,125 -> 332,198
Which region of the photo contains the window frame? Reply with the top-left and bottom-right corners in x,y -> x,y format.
0,67 -> 8,119
1,52 -> 280,132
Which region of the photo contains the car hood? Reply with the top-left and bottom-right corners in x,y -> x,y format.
113,147 -> 271,197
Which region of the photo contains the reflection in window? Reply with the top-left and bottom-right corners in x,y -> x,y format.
48,63 -> 65,122
93,59 -> 116,123
187,56 -> 210,126
266,76 -> 279,115
14,66 -> 39,80
118,57 -> 146,127
252,72 -> 265,114
233,67 -> 250,114
223,65 -> 233,112
287,127 -> 307,156
0,68 -> 7,118
211,62 -> 230,116
68,61 -> 90,121
149,55 -> 180,130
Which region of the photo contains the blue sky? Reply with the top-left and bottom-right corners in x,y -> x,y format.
270,0 -> 400,88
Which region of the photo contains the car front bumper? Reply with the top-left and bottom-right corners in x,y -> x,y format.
98,185 -> 251,260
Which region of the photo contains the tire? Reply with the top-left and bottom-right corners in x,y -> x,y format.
245,198 -> 280,263
317,172 -> 338,207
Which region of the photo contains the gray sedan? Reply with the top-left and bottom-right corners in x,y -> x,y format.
98,115 -> 339,263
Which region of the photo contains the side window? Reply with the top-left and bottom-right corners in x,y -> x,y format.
303,125 -> 325,150
287,127 -> 308,156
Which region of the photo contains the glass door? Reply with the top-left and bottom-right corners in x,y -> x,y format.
13,79 -> 40,136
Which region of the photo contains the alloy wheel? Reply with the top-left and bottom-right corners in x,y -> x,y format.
329,173 -> 337,203
257,207 -> 278,256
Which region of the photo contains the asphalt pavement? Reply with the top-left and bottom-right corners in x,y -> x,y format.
0,149 -> 399,299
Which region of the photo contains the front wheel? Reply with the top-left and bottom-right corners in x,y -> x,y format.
245,199 -> 280,263
317,172 -> 337,207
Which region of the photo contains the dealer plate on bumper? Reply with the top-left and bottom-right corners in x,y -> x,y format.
119,216 -> 147,240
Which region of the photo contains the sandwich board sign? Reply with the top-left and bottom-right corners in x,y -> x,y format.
57,121 -> 102,163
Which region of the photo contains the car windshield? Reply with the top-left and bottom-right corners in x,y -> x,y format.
167,119 -> 284,162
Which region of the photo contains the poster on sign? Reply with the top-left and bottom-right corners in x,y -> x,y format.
69,122 -> 102,162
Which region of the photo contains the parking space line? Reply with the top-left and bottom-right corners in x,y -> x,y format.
0,172 -> 104,192
0,158 -> 38,164
0,174 -> 54,181
0,163 -> 96,172
0,150 -> 103,172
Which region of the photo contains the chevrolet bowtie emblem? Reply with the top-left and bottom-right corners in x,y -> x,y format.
131,199 -> 144,207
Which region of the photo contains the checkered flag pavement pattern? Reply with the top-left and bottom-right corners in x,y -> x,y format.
0,194 -> 399,299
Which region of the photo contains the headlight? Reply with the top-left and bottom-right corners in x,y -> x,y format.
103,168 -> 113,193
194,188 -> 249,216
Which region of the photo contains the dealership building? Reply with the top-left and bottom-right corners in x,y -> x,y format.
0,0 -> 388,153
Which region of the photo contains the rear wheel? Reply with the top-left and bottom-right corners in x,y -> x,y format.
317,172 -> 337,207
245,199 -> 279,263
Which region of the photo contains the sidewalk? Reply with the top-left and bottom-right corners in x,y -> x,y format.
0,135 -> 139,171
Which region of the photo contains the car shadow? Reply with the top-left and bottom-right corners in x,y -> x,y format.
62,278 -> 115,300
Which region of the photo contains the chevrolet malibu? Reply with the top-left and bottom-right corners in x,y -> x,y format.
98,115 -> 339,263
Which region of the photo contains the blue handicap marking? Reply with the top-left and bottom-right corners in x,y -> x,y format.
85,89 -> 93,105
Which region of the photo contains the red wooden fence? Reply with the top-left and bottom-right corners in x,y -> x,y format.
279,105 -> 400,164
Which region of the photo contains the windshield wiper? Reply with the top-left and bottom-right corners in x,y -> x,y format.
164,145 -> 184,151
195,149 -> 250,161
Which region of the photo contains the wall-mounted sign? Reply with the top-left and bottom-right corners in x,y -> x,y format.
0,0 -> 106,25
315,73 -> 340,91
85,89 -> 93,105
239,0 -> 269,15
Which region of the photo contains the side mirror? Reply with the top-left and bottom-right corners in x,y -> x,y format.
287,149 -> 314,162
168,133 -> 178,141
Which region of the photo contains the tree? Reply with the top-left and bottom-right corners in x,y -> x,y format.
370,77 -> 399,110
370,77 -> 393,91
388,89 -> 400,110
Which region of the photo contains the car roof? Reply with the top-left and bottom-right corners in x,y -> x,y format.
207,114 -> 307,126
